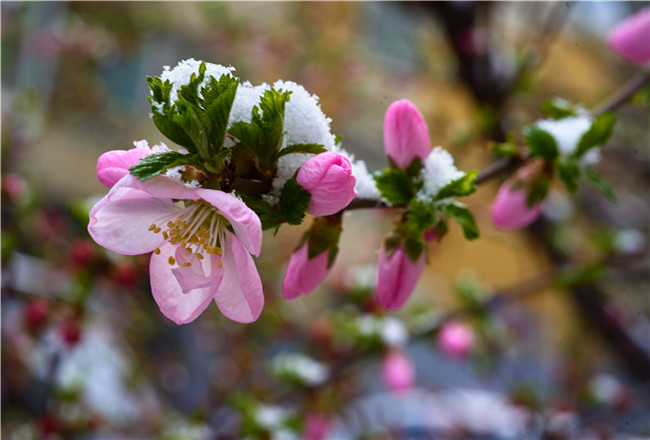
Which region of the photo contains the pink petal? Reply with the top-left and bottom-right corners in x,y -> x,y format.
96,147 -> 152,188
383,100 -> 431,169
607,7 -> 650,65
196,189 -> 263,257
128,174 -> 203,201
382,350 -> 415,394
171,246 -> 223,294
150,244 -> 216,324
282,243 -> 330,300
376,246 -> 426,310
88,178 -> 181,255
213,234 -> 264,323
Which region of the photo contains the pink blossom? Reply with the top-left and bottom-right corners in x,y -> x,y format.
88,174 -> 264,324
283,243 -> 330,300
438,322 -> 474,360
381,350 -> 415,393
491,167 -> 543,230
383,99 -> 431,169
96,146 -> 155,188
303,414 -> 331,440
376,245 -> 426,310
607,7 -> 650,65
297,152 -> 357,216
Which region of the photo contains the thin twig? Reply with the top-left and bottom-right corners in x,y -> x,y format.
592,71 -> 650,116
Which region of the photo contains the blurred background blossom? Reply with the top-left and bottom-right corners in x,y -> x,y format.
2,2 -> 649,439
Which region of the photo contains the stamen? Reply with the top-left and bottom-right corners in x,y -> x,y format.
217,260 -> 223,269
168,256 -> 176,265
148,224 -> 157,231
154,248 -> 161,255
182,262 -> 192,267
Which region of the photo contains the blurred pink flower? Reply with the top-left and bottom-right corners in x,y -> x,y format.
283,243 -> 330,300
96,145 -> 159,188
303,413 -> 331,440
491,167 -> 543,230
382,350 -> 415,393
297,152 -> 357,216
607,7 -> 650,64
376,245 -> 426,310
438,322 -> 474,360
88,174 -> 264,324
383,99 -> 431,169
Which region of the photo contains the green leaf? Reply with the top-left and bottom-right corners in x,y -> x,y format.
200,73 -> 239,162
444,202 -> 479,240
404,199 -> 436,235
555,159 -> 581,193
541,97 -> 577,119
583,167 -> 617,203
280,178 -> 311,225
526,175 -> 552,206
574,113 -> 616,158
373,168 -> 414,205
239,194 -> 285,231
491,134 -> 518,157
434,170 -> 478,201
524,125 -> 559,160
277,143 -> 327,158
403,235 -> 424,263
128,152 -> 193,181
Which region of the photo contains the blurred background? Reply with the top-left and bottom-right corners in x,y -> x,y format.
2,2 -> 649,439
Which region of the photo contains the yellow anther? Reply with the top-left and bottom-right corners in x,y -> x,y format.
148,224 -> 157,231
185,247 -> 192,254
182,262 -> 192,267
153,227 -> 161,234
163,231 -> 169,240
167,221 -> 175,228
217,260 -> 223,269
168,256 -> 176,265
196,253 -> 204,260
154,248 -> 161,255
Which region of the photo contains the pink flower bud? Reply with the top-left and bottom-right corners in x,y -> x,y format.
491,167 -> 543,230
376,245 -> 426,310
382,350 -> 415,394
297,152 -> 357,216
283,243 -> 330,300
303,414 -> 331,440
383,100 -> 431,169
96,147 -> 152,188
607,7 -> 650,65
438,322 -> 474,360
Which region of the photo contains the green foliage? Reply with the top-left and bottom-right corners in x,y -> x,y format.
147,64 -> 239,169
373,168 -> 414,205
228,88 -> 292,170
574,113 -> 616,158
555,158 -> 581,193
541,97 -> 577,119
491,134 -> 518,157
277,143 -> 327,158
128,152 -> 195,181
435,170 -> 478,201
403,235 -> 424,263
583,167 -> 617,203
307,216 -> 342,268
556,261 -> 605,287
404,199 -> 436,234
443,202 -> 479,240
239,194 -> 285,231
526,175 -> 552,206
524,125 -> 559,160
279,178 -> 311,225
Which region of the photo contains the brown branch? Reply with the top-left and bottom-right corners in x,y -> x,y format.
592,71 -> 650,116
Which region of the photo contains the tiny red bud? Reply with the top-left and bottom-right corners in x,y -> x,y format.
60,321 -> 82,347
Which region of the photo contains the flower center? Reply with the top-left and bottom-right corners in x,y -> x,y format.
148,201 -> 226,267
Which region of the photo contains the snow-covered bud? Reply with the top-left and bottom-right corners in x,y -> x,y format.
382,350 -> 415,394
438,321 -> 474,360
96,146 -> 152,188
383,99 -> 431,169
376,244 -> 426,310
297,152 -> 357,217
607,7 -> 650,65
491,164 -> 544,230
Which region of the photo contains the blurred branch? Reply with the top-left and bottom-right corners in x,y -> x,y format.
592,71 -> 650,116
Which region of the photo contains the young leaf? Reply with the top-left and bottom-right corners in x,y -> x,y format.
404,199 -> 436,234
444,202 -> 479,240
583,167 -> 617,203
373,168 -> 414,205
523,125 -> 559,160
277,143 -> 327,158
491,134 -> 518,157
574,113 -> 616,158
403,235 -> 424,263
280,178 -> 311,225
200,73 -> 239,161
434,170 -> 479,201
541,97 -> 577,119
128,152 -> 192,181
555,159 -> 581,193
239,194 -> 285,231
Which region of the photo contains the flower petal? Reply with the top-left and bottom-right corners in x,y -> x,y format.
196,189 -> 263,257
150,244 -> 216,324
172,247 -> 223,294
213,234 -> 264,323
97,147 -> 152,188
376,246 -> 425,310
383,100 -> 431,169
88,178 -> 181,255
